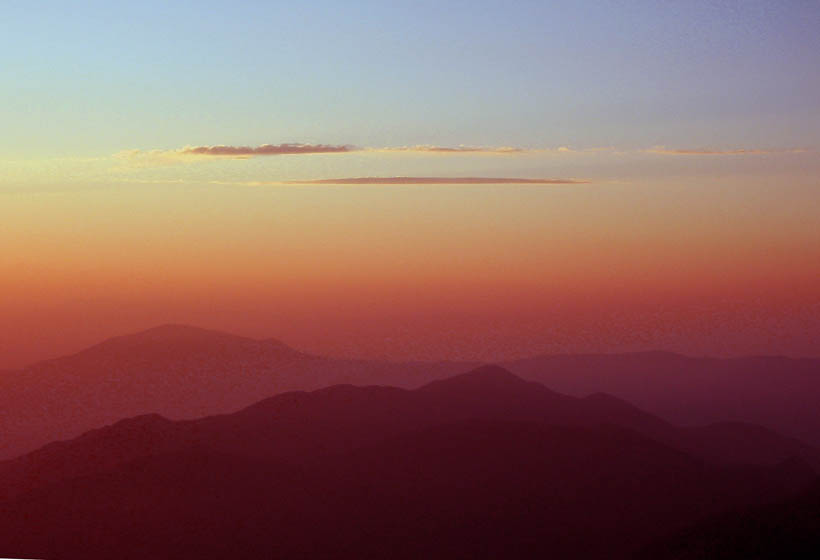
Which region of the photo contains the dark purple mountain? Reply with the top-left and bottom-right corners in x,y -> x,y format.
2,325 -> 819,464
640,481 -> 820,559
0,324 -> 474,458
2,365 -> 818,503
0,367 -> 816,559
505,351 -> 820,445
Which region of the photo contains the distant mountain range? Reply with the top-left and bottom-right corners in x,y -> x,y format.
507,351 -> 820,447
1,324 -> 819,459
0,324 -> 471,458
1,365 -> 817,559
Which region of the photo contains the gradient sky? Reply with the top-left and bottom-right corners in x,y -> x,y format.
1,1 -> 819,367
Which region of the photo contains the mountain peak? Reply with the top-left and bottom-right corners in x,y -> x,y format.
85,324 -> 295,351
463,364 -> 523,381
418,364 -> 530,393
55,324 -> 302,367
126,324 -> 249,341
131,325 -> 295,351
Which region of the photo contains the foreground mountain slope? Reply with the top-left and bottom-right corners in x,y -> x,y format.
0,418 -> 812,560
640,481 -> 820,559
0,366 -> 816,503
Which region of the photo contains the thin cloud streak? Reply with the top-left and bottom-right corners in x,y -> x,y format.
182,143 -> 354,156
111,143 -> 813,169
103,177 -> 591,187
371,146 -> 624,155
373,145 -> 527,154
645,147 -> 809,156
113,143 -> 533,167
113,143 -> 355,167
284,177 -> 589,185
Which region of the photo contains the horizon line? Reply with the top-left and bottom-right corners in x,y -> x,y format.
5,322 -> 817,371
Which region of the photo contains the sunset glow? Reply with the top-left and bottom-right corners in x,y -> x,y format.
1,1 -> 818,368
3,4 -> 820,559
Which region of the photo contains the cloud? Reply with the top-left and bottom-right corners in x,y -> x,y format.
374,145 -> 527,154
112,142 -> 811,169
645,147 -> 808,156
370,145 -> 618,155
102,176 -> 591,187
179,143 -> 532,157
113,143 -> 538,167
113,143 -> 355,167
181,143 -> 355,156
283,176 -> 589,185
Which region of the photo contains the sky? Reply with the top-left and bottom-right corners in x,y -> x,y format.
1,1 -> 819,367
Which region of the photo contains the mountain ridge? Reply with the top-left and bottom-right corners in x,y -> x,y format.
10,323 -> 818,371
2,324 -> 819,461
1,366 -> 817,560
2,365 -> 817,504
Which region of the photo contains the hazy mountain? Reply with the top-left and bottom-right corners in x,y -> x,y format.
2,325 -> 819,461
0,367 -> 815,559
0,324 -> 474,458
505,352 -> 820,445
2,365 -> 818,503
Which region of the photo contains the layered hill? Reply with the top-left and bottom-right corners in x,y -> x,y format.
0,324 -> 472,458
0,367 -> 816,559
506,352 -> 820,445
2,325 -> 819,461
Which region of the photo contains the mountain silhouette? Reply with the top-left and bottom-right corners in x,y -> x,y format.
506,352 -> 820,445
0,324 -> 474,458
2,325 -> 820,462
0,367 -> 815,559
2,365 -> 818,503
64,324 -> 302,370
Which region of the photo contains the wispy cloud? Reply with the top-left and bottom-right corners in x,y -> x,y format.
111,142 -> 812,169
112,143 -> 538,167
181,143 -> 354,156
113,143 -> 355,167
106,176 -> 590,187
283,176 -> 589,185
371,145 -> 621,155
373,145 -> 527,154
645,147 -> 809,156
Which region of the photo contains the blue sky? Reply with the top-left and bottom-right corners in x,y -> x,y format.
1,1 -> 819,365
2,0 -> 819,158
